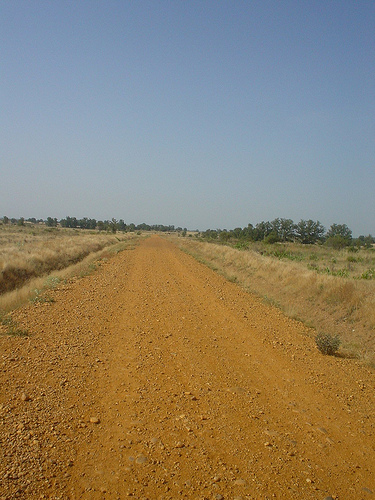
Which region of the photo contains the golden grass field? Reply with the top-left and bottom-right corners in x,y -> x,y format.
174,236 -> 375,365
0,224 -> 139,312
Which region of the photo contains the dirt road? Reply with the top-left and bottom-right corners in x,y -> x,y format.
1,236 -> 374,499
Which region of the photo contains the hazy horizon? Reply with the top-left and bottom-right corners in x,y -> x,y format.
1,1 -> 374,235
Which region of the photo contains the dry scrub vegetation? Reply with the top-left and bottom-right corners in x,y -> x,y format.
0,225 -> 139,312
174,236 -> 375,364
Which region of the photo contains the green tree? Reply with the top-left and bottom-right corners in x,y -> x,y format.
78,218 -> 88,229
325,224 -> 352,249
362,235 -> 374,248
2,216 -> 9,224
201,229 -> 218,239
117,219 -> 126,231
295,220 -> 325,244
46,217 -> 57,227
97,221 -> 105,231
253,221 -> 272,241
232,227 -> 244,239
270,218 -> 296,242
60,216 -> 78,228
279,218 -> 295,241
110,218 -> 118,233
326,224 -> 352,242
242,223 -> 254,240
325,235 -> 349,249
87,218 -> 97,230
219,230 -> 230,242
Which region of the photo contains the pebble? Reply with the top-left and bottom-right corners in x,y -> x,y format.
89,417 -> 100,424
234,479 -> 246,486
136,454 -> 147,464
21,393 -> 31,402
229,386 -> 246,394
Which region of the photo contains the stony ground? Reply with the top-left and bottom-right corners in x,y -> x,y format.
1,236 -> 374,500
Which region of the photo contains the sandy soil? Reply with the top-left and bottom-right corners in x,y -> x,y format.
1,235 -> 374,499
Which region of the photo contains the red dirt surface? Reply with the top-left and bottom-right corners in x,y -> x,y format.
1,236 -> 374,499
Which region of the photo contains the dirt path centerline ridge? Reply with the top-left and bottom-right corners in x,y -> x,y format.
1,235 -> 374,499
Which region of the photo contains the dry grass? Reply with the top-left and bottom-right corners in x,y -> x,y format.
0,225 -> 140,311
257,240 -> 375,280
173,236 -> 375,363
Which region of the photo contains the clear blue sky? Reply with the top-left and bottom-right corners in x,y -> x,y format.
1,1 -> 374,234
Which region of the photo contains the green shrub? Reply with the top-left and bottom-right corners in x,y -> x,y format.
361,268 -> 375,280
44,276 -> 61,288
30,289 -> 55,304
264,232 -> 280,244
315,332 -> 341,355
325,235 -> 350,249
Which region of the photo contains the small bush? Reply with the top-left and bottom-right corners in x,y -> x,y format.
264,232 -> 280,244
30,289 -> 55,304
44,276 -> 61,288
315,332 -> 341,355
325,235 -> 350,250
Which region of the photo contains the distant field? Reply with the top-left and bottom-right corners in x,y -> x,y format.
174,236 -> 375,364
0,225 -> 139,311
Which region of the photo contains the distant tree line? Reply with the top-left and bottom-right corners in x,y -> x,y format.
58,217 -> 177,234
0,215 -> 177,235
199,218 -> 374,249
1,215 -> 373,248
